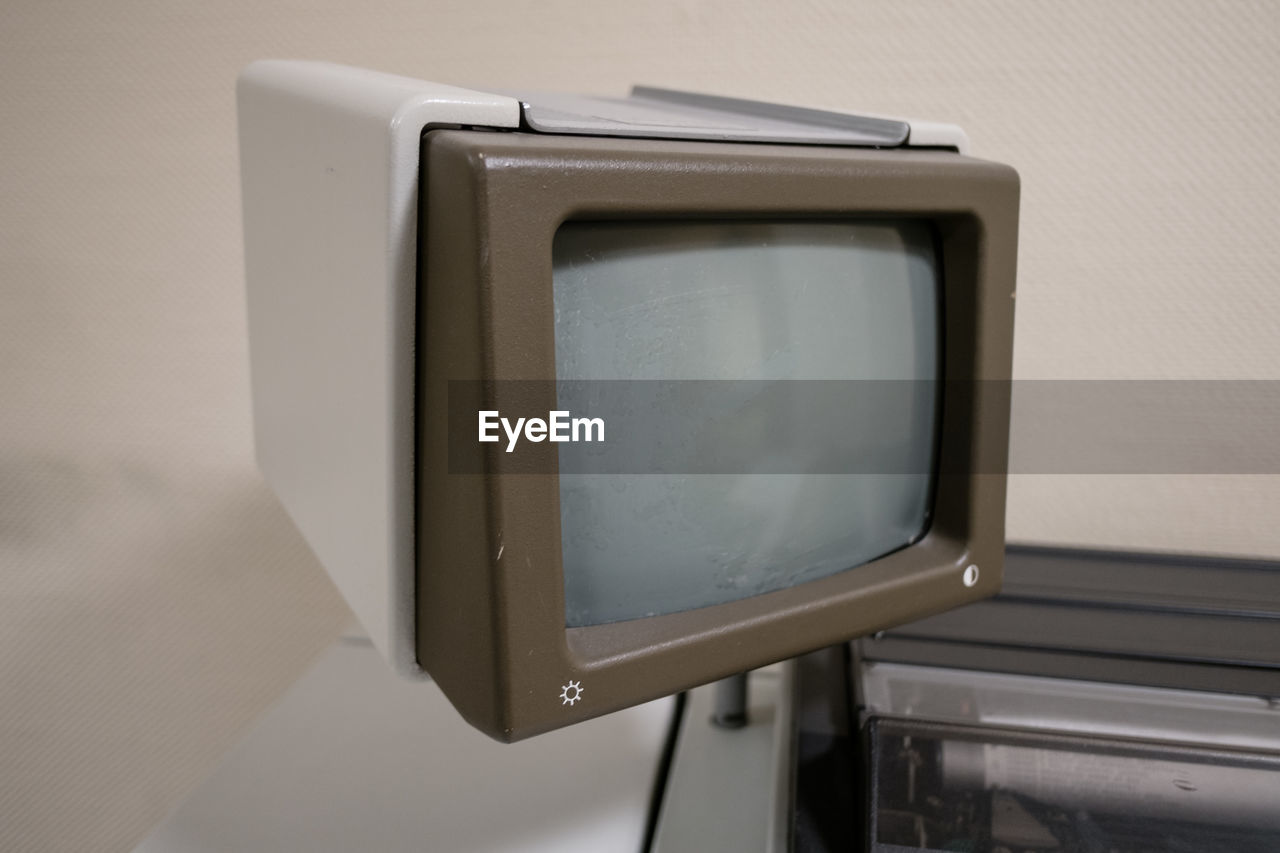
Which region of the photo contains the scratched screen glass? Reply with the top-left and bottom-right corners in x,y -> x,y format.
553,221 -> 939,627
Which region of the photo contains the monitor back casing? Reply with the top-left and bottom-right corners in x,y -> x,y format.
238,62 -> 520,677
418,131 -> 1018,740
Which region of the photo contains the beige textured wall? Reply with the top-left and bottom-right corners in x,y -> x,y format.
2,2 -> 1277,851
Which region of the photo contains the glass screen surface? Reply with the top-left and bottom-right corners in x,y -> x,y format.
553,221 -> 939,627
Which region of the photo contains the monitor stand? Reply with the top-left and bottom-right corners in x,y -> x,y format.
648,666 -> 793,852
649,646 -> 861,853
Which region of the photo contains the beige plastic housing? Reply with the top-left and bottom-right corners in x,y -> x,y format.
238,61 -> 519,674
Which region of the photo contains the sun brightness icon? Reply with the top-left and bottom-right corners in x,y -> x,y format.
560,680 -> 584,706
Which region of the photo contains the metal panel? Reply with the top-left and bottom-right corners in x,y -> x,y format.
512,86 -> 911,147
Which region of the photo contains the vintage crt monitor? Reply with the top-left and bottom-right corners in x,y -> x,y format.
238,61 -> 1019,741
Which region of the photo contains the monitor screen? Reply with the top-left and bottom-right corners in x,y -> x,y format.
553,220 -> 941,627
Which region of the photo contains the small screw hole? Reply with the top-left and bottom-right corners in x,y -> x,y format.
963,565 -> 980,587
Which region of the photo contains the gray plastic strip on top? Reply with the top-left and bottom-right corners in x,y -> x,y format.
508,85 -> 910,147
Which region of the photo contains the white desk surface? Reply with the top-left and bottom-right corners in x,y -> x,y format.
135,638 -> 673,853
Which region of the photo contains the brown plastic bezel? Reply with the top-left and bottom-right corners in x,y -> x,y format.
417,130 -> 1019,741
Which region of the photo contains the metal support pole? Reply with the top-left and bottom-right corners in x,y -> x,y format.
710,672 -> 749,729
